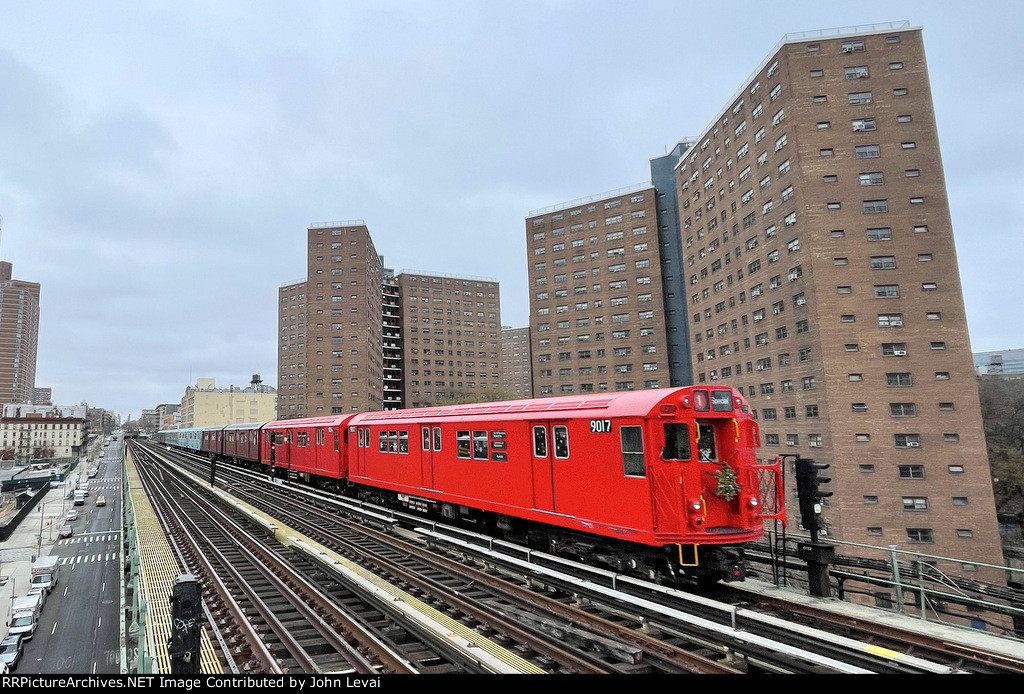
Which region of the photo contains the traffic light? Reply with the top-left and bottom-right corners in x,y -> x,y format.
794,457 -> 832,532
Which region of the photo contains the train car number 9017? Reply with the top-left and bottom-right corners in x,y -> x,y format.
589,419 -> 612,433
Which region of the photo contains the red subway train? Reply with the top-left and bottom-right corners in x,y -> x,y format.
159,386 -> 786,584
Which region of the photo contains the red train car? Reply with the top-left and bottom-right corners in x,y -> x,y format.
260,415 -> 351,480
344,386 -> 783,583
222,422 -> 266,464
201,425 -> 228,458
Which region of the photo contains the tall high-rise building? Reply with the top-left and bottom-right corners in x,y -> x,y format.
524,22 -> 1003,580
399,271 -> 502,408
279,225 -> 502,414
0,262 -> 40,405
500,326 -> 533,399
277,222 -> 384,418
674,24 -> 1001,573
526,185 -> 672,396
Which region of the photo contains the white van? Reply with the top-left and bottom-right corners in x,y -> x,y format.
7,611 -> 36,640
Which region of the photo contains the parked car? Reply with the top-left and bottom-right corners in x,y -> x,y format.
0,633 -> 23,671
59,524 -> 73,538
66,509 -> 79,522
95,495 -> 106,507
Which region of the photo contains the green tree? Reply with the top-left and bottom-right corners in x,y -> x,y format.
979,377 -> 1024,526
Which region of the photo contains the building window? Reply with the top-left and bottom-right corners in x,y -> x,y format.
886,372 -> 912,387
907,529 -> 933,543
863,199 -> 889,214
890,402 -> 917,418
899,465 -> 925,479
855,144 -> 880,158
895,433 -> 921,448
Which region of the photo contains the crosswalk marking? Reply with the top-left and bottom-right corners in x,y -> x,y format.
58,533 -> 119,545
58,552 -> 117,565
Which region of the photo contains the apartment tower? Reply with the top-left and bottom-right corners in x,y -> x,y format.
526,186 -> 672,395
277,222 -> 383,418
500,325 -> 534,399
674,23 -> 1001,575
0,262 -> 40,405
399,272 -> 502,407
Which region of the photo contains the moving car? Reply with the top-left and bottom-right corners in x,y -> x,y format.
95,495 -> 106,507
0,633 -> 23,671
66,509 -> 79,522
59,524 -> 73,538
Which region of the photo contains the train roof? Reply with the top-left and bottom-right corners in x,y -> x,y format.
262,414 -> 353,430
349,386 -> 747,425
222,421 -> 269,431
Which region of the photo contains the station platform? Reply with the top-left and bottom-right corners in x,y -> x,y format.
125,451 -> 223,674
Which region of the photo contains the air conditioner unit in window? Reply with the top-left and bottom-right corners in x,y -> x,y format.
809,442 -> 821,447
907,441 -> 920,447
842,46 -> 855,53
796,298 -> 806,305
787,441 -> 797,446
894,349 -> 907,356
853,124 -> 865,131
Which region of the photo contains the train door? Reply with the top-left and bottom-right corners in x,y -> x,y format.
530,422 -> 567,512
353,427 -> 367,477
419,425 -> 440,490
274,431 -> 290,471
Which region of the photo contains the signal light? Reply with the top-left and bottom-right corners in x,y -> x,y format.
794,457 -> 832,532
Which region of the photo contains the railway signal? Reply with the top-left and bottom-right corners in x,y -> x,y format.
794,457 -> 831,537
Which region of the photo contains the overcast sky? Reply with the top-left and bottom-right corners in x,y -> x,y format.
1,1 -> 1022,420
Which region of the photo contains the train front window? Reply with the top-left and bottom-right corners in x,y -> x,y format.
422,427 -> 431,451
696,421 -> 718,461
621,426 -> 646,477
662,423 -> 691,461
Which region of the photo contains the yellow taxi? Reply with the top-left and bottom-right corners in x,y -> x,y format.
95,495 -> 106,507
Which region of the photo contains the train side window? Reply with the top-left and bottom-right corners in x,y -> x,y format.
457,430 -> 471,458
662,423 -> 691,460
621,426 -> 646,477
378,431 -> 387,453
696,421 -> 718,461
473,430 -> 488,460
334,429 -> 340,451
316,429 -> 324,446
433,427 -> 442,451
422,427 -> 431,451
533,426 -> 547,457
388,431 -> 398,453
398,431 -> 409,454
553,426 -> 569,459
358,429 -> 364,448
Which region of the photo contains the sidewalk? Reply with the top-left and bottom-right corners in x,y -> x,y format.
0,479 -> 77,623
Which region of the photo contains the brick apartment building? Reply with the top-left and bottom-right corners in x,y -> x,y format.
526,22 -> 1004,579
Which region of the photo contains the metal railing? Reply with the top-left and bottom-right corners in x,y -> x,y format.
755,528 -> 1024,638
